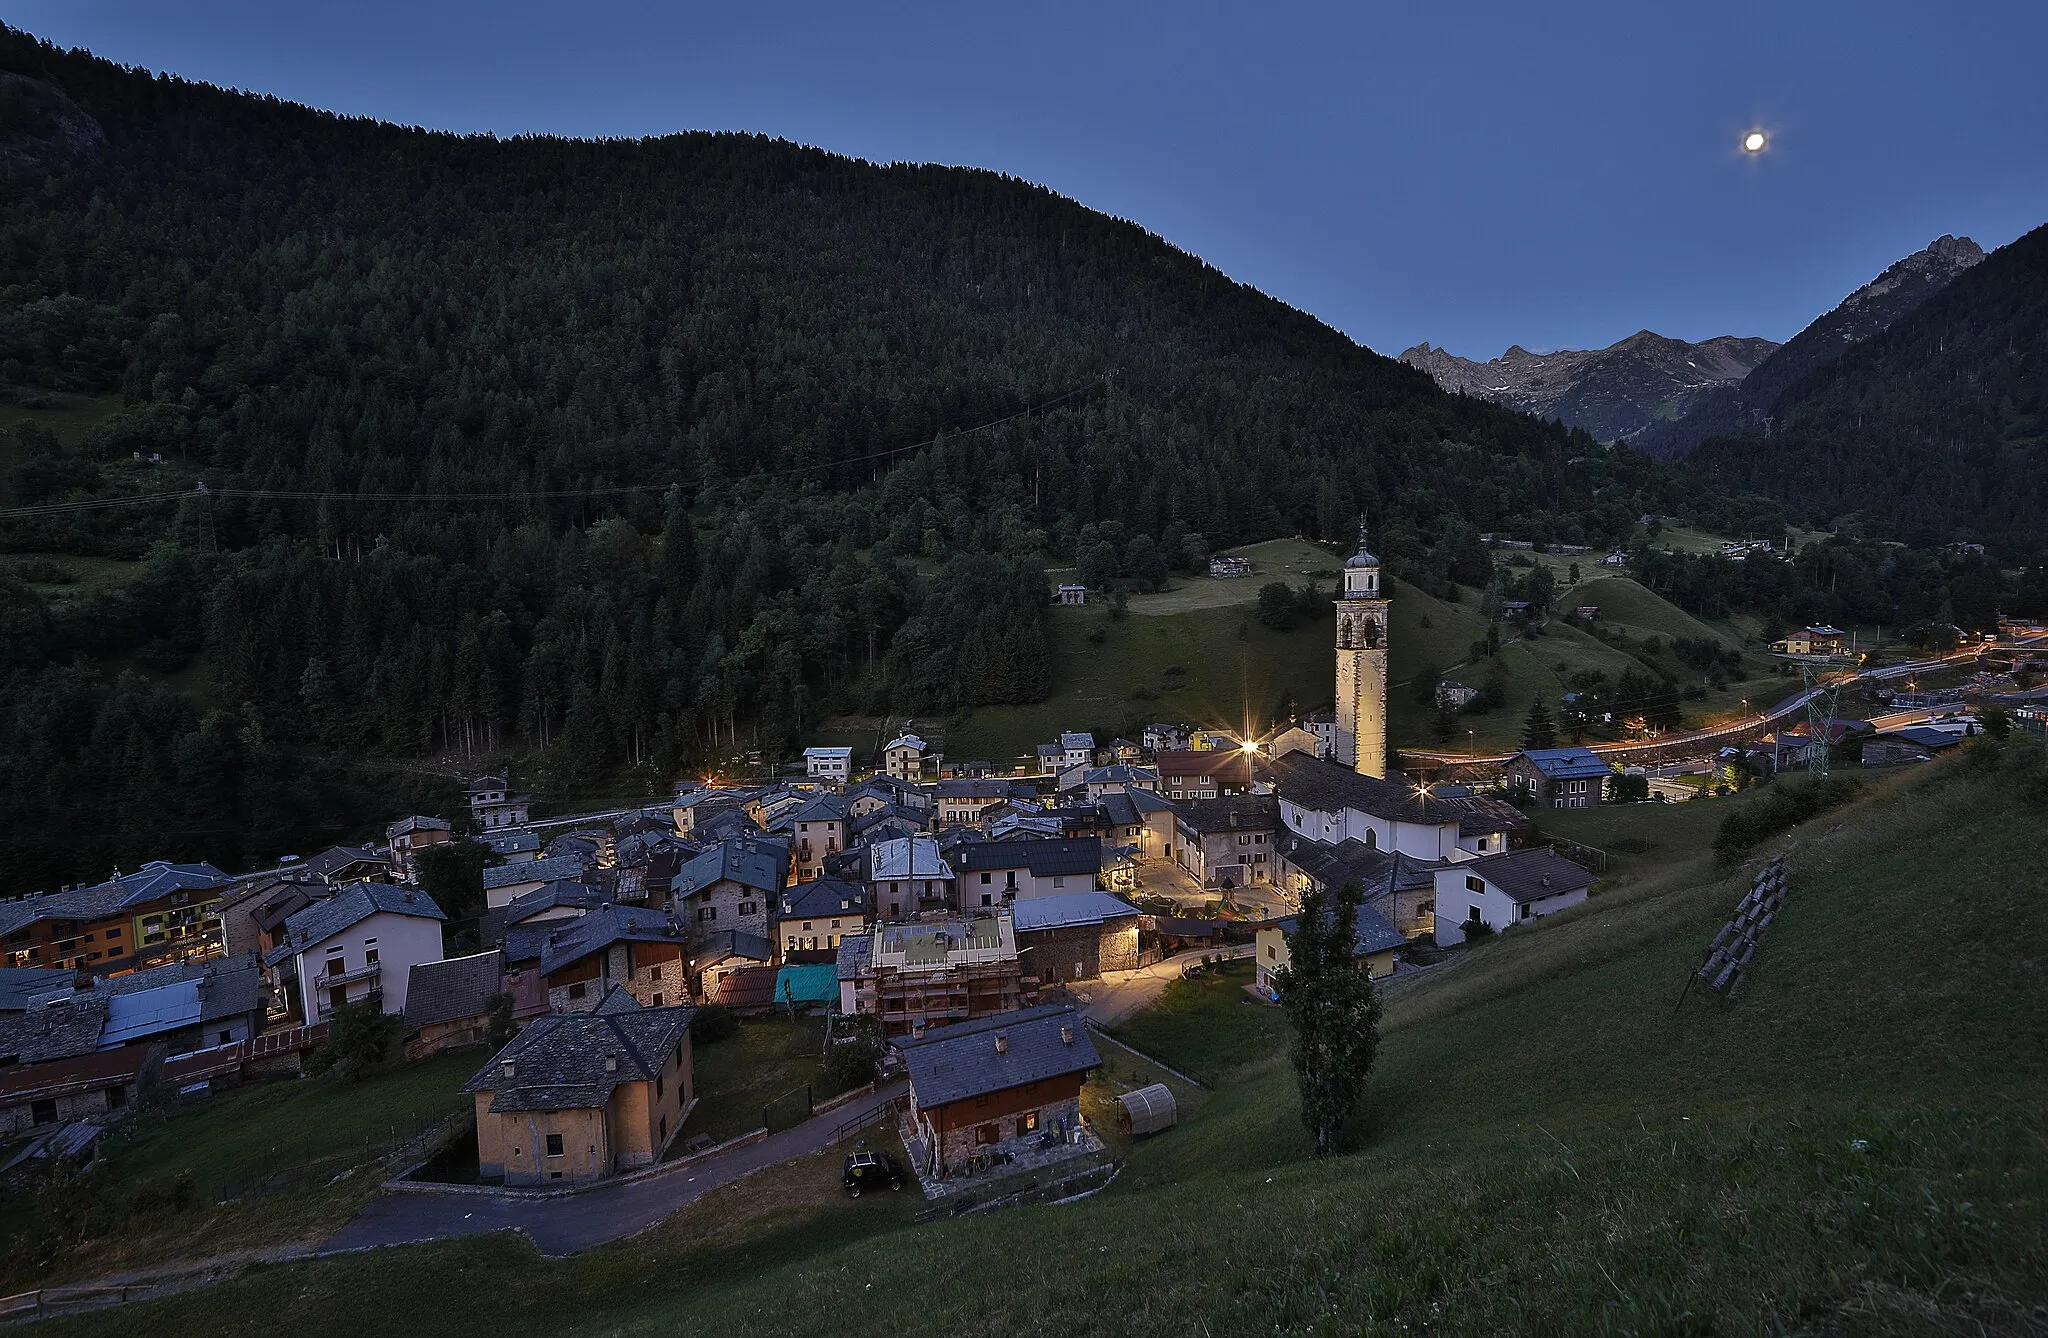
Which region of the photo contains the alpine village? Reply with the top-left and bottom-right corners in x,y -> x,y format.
0,19 -> 2044,1338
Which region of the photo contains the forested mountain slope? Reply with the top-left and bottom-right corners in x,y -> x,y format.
1636,234 -> 1986,458
1690,222 -> 2047,551
0,26 -> 1686,892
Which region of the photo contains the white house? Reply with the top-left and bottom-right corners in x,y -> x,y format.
1267,749 -> 1520,863
262,884 -> 447,1022
803,746 -> 853,783
1059,732 -> 1096,770
883,734 -> 927,783
951,838 -> 1103,906
1432,849 -> 1596,946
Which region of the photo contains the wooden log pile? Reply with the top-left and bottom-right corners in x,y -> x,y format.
1696,855 -> 1787,996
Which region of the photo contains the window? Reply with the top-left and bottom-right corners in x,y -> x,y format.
975,1123 -> 1001,1146
655,1073 -> 664,1097
1052,876 -> 1065,888
545,1133 -> 565,1157
365,947 -> 379,966
652,994 -> 663,1007
980,872 -> 992,884
218,1030 -> 231,1045
739,901 -> 757,916
1519,904 -> 1532,920
30,1099 -> 57,1126
698,907 -> 717,922
1466,875 -> 1486,894
567,982 -> 587,1000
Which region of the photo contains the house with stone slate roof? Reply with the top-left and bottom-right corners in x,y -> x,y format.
897,1002 -> 1098,1178
463,987 -> 695,1185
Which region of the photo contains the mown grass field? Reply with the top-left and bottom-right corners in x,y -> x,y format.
50,748 -> 2045,1335
0,1052 -> 478,1292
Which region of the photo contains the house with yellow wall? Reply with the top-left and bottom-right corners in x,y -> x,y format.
463,986 -> 695,1186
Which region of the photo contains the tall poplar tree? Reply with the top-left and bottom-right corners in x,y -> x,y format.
1272,880 -> 1382,1158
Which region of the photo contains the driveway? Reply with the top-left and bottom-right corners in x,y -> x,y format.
1081,946 -> 1254,1028
322,1081 -> 907,1258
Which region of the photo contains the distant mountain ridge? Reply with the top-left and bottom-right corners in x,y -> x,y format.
1633,235 -> 1986,457
1399,330 -> 1779,444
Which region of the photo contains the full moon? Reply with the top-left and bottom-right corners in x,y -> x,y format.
1743,130 -> 1768,153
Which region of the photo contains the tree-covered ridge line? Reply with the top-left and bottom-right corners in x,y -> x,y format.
1691,220 -> 2048,553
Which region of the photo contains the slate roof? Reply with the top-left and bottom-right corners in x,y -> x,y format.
502,881 -> 610,925
951,837 -> 1102,879
934,779 -> 1012,800
0,994 -> 108,1065
1509,747 -> 1612,781
0,885 -> 132,939
1282,836 -> 1438,900
1440,793 -> 1530,836
291,846 -> 389,880
0,969 -> 76,1012
804,746 -> 853,759
1009,894 -> 1142,934
1080,765 -> 1155,786
672,839 -> 787,897
790,795 -> 851,824
897,1003 -> 1099,1108
108,861 -> 232,908
690,930 -> 775,968
777,877 -> 868,923
1059,732 -> 1094,750
1271,902 -> 1407,958
885,733 -> 927,753
483,854 -> 584,891
868,837 -> 953,882
481,830 -> 541,858
1155,749 -> 1257,780
536,903 -> 688,976
836,933 -> 874,981
403,950 -> 504,1030
386,815 -> 452,839
1462,848 -> 1598,904
1175,796 -> 1278,835
1884,726 -> 1965,750
263,884 -> 446,966
463,995 -> 695,1113
1268,751 -> 1466,825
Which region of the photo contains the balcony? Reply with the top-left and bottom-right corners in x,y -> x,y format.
314,962 -> 383,990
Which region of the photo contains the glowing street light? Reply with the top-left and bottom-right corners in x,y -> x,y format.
1742,130 -> 1768,154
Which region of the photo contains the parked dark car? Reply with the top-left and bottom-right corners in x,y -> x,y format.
841,1150 -> 906,1196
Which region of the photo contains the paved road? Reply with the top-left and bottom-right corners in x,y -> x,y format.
323,1082 -> 906,1258
1081,946 -> 1254,1028
1406,642 -> 2008,767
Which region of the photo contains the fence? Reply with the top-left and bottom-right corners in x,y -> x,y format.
831,1097 -> 900,1145
0,1284 -> 151,1320
1547,839 -> 1610,875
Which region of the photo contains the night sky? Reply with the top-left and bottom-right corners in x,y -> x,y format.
14,0 -> 2047,360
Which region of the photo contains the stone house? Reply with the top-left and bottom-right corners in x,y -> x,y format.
671,839 -> 786,943
537,904 -> 690,1012
464,988 -> 694,1186
775,876 -> 870,963
1010,894 -> 1141,983
898,1003 -> 1099,1178
883,733 -> 927,783
1172,796 -> 1279,890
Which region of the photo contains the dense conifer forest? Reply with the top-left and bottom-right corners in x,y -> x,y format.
1692,222 -> 2048,550
0,28 -> 2041,894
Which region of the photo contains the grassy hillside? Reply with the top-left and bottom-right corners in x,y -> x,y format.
54,748 -> 2047,1336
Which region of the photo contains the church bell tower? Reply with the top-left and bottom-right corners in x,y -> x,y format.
1334,517 -> 1389,777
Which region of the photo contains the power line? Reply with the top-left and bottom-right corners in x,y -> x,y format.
0,380 -> 1102,521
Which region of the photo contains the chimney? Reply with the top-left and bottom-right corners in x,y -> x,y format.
402,890 -> 414,903
994,1033 -> 1008,1055
605,1054 -> 619,1072
501,1062 -> 515,1079
1540,874 -> 1551,887
1060,1025 -> 1074,1046
911,1019 -> 926,1041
